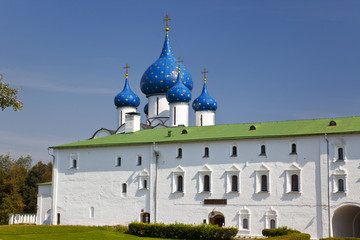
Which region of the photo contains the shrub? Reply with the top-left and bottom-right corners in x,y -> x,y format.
128,222 -> 238,240
321,238 -> 360,240
270,233 -> 311,240
262,226 -> 300,237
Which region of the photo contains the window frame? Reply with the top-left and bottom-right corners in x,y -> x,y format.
172,166 -> 185,194
226,165 -> 241,194
265,208 -> 277,229
259,144 -> 266,156
255,164 -> 270,194
238,207 -> 250,233
198,165 -> 212,194
139,169 -> 149,190
332,168 -> 347,194
69,153 -> 79,170
285,163 -> 302,193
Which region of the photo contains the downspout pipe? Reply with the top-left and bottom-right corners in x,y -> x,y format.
153,142 -> 159,223
324,134 -> 332,237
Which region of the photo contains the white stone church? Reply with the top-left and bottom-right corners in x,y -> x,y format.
37,16 -> 360,238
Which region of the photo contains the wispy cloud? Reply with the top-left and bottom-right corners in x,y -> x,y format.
2,68 -> 114,95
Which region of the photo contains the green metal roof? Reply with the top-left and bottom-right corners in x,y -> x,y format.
37,182 -> 52,186
52,116 -> 360,149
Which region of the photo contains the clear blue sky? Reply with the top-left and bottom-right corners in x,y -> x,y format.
1,0 -> 359,163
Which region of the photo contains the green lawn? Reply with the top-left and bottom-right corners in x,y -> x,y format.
0,225 -> 173,240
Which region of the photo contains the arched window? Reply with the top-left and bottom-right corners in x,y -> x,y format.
338,148 -> 344,161
232,146 -> 237,156
261,175 -> 268,192
243,218 -> 248,229
291,174 -> 299,192
270,219 -> 276,229
177,148 -> 182,158
338,179 -> 344,192
204,175 -> 210,192
177,175 -> 183,192
260,145 -> 266,155
231,175 -> 238,192
142,213 -> 150,223
122,183 -> 127,193
291,144 -> 297,154
204,147 -> 209,157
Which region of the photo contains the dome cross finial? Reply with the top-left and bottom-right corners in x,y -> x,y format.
201,68 -> 208,83
163,13 -> 172,32
176,57 -> 183,73
124,63 -> 130,78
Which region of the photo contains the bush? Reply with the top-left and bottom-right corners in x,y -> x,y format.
270,233 -> 311,240
321,238 -> 360,240
263,226 -> 300,237
128,222 -> 238,240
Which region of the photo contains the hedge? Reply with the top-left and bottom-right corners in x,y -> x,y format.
269,233 -> 311,240
263,226 -> 301,237
128,222 -> 238,240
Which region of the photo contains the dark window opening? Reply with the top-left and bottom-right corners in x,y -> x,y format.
261,175 -> 268,192
122,183 -> 127,193
177,148 -> 182,158
291,174 -> 299,192
204,147 -> 209,157
117,157 -> 121,166
177,175 -> 183,192
260,145 -> 266,155
329,120 -> 336,126
200,115 -> 203,126
143,179 -> 147,189
291,143 -> 297,154
137,156 -> 142,166
173,107 -> 176,125
182,129 -> 188,134
204,175 -> 210,192
57,213 -> 60,225
338,179 -> 344,192
243,218 -> 248,229
270,219 -> 276,229
142,213 -> 150,223
232,146 -> 237,156
231,175 -> 238,192
338,148 -> 344,161
156,98 -> 159,116
249,125 -> 256,130
72,159 -> 77,168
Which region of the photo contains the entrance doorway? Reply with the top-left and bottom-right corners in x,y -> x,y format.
209,211 -> 225,227
142,212 -> 150,223
332,205 -> 360,237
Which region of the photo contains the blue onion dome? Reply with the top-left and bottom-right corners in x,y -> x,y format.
114,69 -> 140,108
192,77 -> 217,112
140,25 -> 193,96
144,103 -> 148,115
166,67 -> 192,103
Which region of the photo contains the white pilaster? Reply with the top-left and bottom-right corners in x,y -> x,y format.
195,111 -> 215,126
117,107 -> 137,127
169,103 -> 189,127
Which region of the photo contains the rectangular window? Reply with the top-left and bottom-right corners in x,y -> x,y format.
338,148 -> 344,161
290,143 -> 297,154
122,183 -> 127,193
137,156 -> 142,166
177,148 -> 182,158
203,147 -> 209,158
260,145 -> 266,156
174,107 -> 176,125
72,159 -> 77,168
116,157 -> 121,166
231,146 -> 237,156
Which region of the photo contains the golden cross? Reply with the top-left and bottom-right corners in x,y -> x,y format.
163,13 -> 172,31
175,57 -> 183,72
124,63 -> 130,78
201,68 -> 208,83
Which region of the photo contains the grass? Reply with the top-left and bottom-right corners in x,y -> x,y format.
0,225 -> 173,240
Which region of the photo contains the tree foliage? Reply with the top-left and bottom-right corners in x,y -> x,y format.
0,75 -> 23,111
0,154 -> 52,224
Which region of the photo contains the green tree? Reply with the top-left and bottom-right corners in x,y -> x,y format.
0,154 -> 13,172
0,74 -> 23,111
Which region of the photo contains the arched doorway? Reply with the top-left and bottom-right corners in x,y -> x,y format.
141,212 -> 150,223
209,211 -> 225,227
332,205 -> 360,237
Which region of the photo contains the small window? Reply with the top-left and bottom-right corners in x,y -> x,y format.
270,219 -> 276,229
338,148 -> 344,161
261,175 -> 268,192
204,175 -> 210,192
338,179 -> 344,192
291,144 -> 297,154
329,120 -> 336,126
122,183 -> 127,193
260,145 -> 266,155
291,174 -> 299,192
231,146 -> 237,156
137,156 -> 142,166
204,147 -> 209,158
90,207 -> 94,218
243,218 -> 249,229
116,157 -> 121,166
182,129 -> 188,134
231,175 -> 238,192
72,159 -> 77,168
57,213 -> 60,225
177,175 -> 183,192
249,125 -> 256,130
143,179 -> 147,189
177,148 -> 182,158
